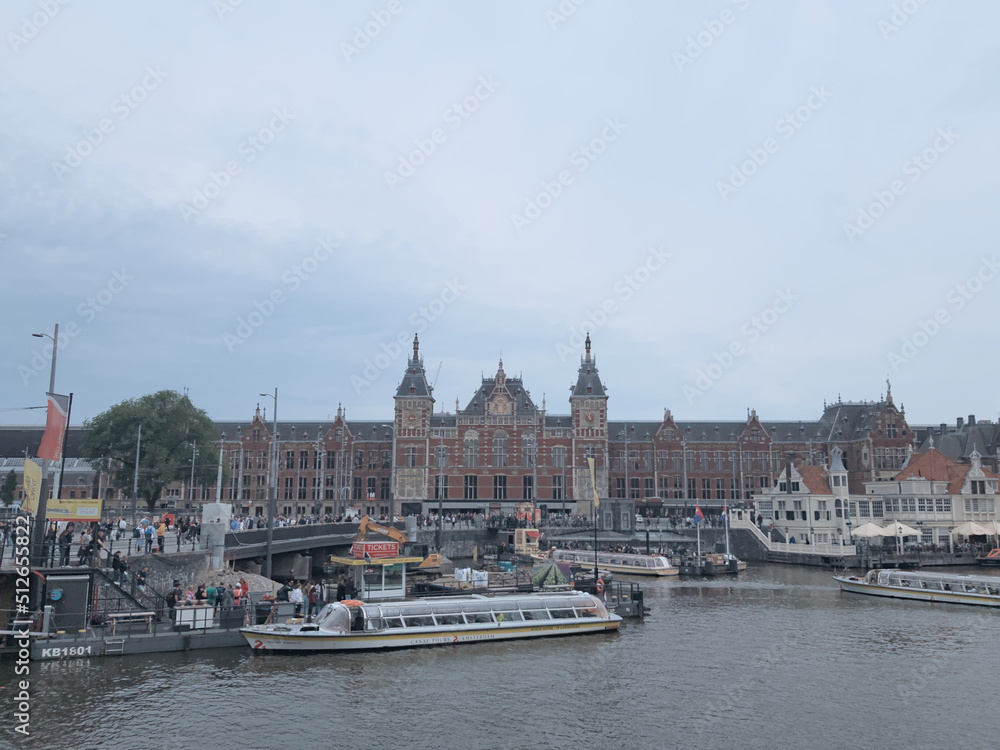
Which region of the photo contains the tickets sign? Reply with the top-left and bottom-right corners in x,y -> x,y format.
351,541 -> 399,559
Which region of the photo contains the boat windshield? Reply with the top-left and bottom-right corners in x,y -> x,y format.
876,570 -> 1000,595
348,593 -> 612,631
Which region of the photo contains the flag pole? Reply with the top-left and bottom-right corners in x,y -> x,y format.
725,506 -> 730,557
54,393 -> 73,501
697,513 -> 701,557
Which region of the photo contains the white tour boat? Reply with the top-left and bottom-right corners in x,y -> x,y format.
241,591 -> 621,652
532,549 -> 679,577
834,569 -> 1000,607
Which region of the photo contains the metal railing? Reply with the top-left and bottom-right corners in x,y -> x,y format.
728,514 -> 856,556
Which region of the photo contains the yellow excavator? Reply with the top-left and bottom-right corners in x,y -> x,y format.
354,516 -> 409,545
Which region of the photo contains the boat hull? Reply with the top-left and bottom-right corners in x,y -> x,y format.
241,619 -> 619,652
834,576 -> 1000,608
530,554 -> 678,577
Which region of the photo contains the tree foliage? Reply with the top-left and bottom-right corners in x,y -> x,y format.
81,390 -> 226,516
0,470 -> 15,506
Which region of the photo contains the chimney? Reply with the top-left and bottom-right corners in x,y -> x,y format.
957,417 -> 964,429
968,414 -> 976,427
939,423 -> 946,435
785,454 -> 793,494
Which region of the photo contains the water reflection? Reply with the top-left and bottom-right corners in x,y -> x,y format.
3,564 -> 999,750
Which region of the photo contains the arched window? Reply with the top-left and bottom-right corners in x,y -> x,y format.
463,430 -> 479,468
493,430 -> 508,468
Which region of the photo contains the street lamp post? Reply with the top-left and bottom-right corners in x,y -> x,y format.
29,324 -> 58,573
260,389 -> 278,579
314,432 -> 323,517
436,415 -> 444,551
189,440 -> 199,508
216,432 -> 226,503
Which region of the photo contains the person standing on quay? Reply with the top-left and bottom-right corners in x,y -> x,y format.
156,519 -> 166,553
290,583 -> 304,615
306,581 -> 318,620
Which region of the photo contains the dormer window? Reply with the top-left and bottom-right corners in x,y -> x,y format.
409,386 -> 415,394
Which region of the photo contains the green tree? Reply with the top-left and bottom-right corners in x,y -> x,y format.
81,390 -> 227,517
0,470 -> 16,506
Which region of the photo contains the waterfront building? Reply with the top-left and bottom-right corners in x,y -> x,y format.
1,335 -> 997,525
859,447 -> 1000,548
752,447 -> 851,545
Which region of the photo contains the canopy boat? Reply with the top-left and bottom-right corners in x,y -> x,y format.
834,569 -> 1000,607
241,591 -> 621,652
976,549 -> 1000,567
531,549 -> 678,576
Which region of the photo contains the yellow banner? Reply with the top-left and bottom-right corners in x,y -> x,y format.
22,459 -> 41,514
45,497 -> 103,522
587,457 -> 600,509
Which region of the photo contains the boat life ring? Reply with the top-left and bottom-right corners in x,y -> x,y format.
595,578 -> 605,594
341,600 -> 364,607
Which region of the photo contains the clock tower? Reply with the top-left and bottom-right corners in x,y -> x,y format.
393,334 -> 434,506
570,334 -> 608,509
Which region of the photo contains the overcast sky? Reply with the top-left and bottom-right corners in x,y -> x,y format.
3,1 -> 998,432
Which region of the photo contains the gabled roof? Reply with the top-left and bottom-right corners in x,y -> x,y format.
797,465 -> 833,495
894,448 -> 999,493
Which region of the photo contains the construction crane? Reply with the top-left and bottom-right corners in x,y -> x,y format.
431,361 -> 442,394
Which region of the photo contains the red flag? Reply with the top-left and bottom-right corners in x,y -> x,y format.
37,393 -> 70,461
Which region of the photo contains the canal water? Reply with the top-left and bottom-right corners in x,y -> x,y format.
3,564 -> 999,750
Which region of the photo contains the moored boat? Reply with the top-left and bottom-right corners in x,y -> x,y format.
241,591 -> 621,652
532,549 -> 679,577
976,549 -> 1000,567
834,569 -> 1000,607
676,552 -> 747,576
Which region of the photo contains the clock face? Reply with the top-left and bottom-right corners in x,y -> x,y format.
584,410 -> 595,423
404,410 -> 418,426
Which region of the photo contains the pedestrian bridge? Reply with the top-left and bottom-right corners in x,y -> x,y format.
221,521 -> 411,562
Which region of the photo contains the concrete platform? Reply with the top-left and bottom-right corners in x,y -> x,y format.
30,626 -> 247,660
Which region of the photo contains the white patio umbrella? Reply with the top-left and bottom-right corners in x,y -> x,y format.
883,520 -> 920,554
882,521 -> 920,536
950,521 -> 991,537
851,522 -> 887,538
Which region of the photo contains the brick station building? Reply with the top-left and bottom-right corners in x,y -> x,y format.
2,334 -> 998,523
